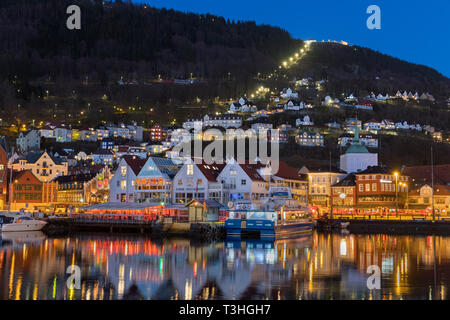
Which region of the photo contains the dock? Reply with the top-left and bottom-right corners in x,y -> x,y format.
43,216 -> 225,239
317,216 -> 450,235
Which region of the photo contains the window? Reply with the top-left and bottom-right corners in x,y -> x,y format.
372,183 -> 377,191
121,166 -> 127,177
0,164 -> 3,170
178,179 -> 183,185
187,164 -> 194,175
241,179 -> 246,185
365,184 -> 370,192
120,180 -> 126,190
359,184 -> 364,192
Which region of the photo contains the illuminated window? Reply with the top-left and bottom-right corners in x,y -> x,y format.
120,180 -> 126,190
187,164 -> 194,175
121,166 -> 127,176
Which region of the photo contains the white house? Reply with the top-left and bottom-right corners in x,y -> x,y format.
344,94 -> 357,102
90,149 -> 114,167
381,119 -> 395,130
363,119 -> 382,131
296,115 -> 314,126
54,126 -> 72,143
172,159 -> 225,204
110,155 -> 147,203
183,115 -> 242,130
16,130 -> 40,152
322,96 -> 339,106
280,88 -> 298,100
39,125 -> 55,139
251,123 -> 273,133
217,158 -> 269,204
229,97 -> 257,113
296,132 -> 324,147
395,121 -> 410,130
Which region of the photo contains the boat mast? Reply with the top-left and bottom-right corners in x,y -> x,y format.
431,145 -> 435,222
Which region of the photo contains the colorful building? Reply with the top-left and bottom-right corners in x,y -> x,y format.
9,170 -> 57,211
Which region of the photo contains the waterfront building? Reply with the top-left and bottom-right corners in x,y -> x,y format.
408,185 -> 450,214
10,151 -> 68,183
110,155 -> 147,203
172,159 -> 225,204
54,166 -> 111,206
16,130 -> 40,152
272,161 -> 308,206
9,170 -> 57,211
355,166 -> 409,213
340,128 -> 378,174
134,157 -> 179,204
217,158 -> 269,204
307,168 -> 347,213
331,173 -> 357,210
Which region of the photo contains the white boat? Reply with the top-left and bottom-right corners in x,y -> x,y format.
0,214 -> 47,232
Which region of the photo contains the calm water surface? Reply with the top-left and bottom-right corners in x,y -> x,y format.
0,231 -> 449,300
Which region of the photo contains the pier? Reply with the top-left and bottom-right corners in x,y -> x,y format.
43,213 -> 225,239
317,214 -> 450,234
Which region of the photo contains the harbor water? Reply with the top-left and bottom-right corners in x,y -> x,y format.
0,231 -> 449,300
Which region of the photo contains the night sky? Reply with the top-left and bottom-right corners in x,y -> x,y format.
135,0 -> 449,77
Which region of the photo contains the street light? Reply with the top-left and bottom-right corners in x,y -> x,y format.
394,172 -> 399,216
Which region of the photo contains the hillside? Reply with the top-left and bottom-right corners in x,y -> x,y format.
0,0 -> 448,130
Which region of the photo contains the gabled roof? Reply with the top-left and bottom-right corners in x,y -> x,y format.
332,173 -> 356,187
123,155 -> 148,175
196,162 -> 225,182
274,161 -> 307,181
239,162 -> 266,182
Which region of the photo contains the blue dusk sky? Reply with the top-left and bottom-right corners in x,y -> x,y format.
133,0 -> 450,77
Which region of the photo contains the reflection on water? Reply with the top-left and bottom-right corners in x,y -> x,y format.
0,231 -> 449,300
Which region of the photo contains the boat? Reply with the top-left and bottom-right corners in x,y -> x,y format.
225,185 -> 313,238
0,214 -> 47,232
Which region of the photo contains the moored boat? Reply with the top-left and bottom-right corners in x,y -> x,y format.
0,214 -> 47,232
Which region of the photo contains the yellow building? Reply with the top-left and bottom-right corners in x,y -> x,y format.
10,151 -> 68,183
408,185 -> 450,214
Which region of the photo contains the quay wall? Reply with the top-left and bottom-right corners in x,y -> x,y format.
342,219 -> 450,235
